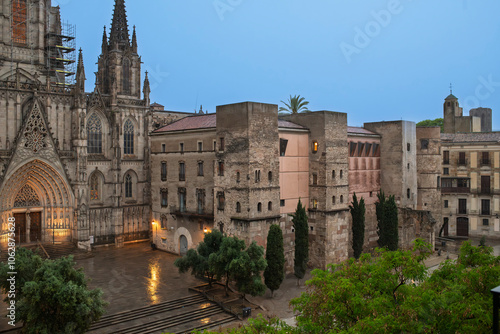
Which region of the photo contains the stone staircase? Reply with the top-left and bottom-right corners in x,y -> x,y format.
0,242 -> 91,262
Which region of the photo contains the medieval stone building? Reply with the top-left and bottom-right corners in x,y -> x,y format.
0,0 -> 151,250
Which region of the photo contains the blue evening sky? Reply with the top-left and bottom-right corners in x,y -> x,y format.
55,0 -> 500,129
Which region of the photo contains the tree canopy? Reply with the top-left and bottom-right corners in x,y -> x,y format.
0,248 -> 106,333
376,191 -> 399,251
292,199 -> 309,283
264,224 -> 285,297
349,192 -> 365,259
416,118 -> 444,132
279,95 -> 310,114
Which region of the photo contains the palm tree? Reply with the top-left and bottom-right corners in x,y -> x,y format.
279,95 -> 310,114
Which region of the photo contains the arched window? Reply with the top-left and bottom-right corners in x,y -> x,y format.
257,202 -> 262,212
90,173 -> 100,201
340,195 -> 344,203
125,174 -> 133,198
124,119 -> 134,155
268,201 -> 272,211
340,170 -> 343,179
236,202 -> 241,213
332,170 -> 336,179
332,196 -> 336,204
236,172 -> 240,183
268,171 -> 272,182
12,1 -> 27,45
123,58 -> 130,95
87,113 -> 102,154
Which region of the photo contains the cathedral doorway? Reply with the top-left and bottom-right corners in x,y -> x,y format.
12,212 -> 42,244
13,213 -> 26,244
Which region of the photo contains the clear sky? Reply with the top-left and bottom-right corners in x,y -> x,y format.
54,0 -> 500,129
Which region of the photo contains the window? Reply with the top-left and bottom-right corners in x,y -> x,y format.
340,195 -> 343,204
217,192 -> 225,210
349,142 -> 357,157
198,161 -> 204,176
483,219 -> 489,226
161,144 -> 166,153
180,143 -> 184,153
407,188 -> 411,199
268,171 -> 272,182
257,202 -> 262,212
125,174 -> 133,198
443,151 -> 449,164
332,196 -> 336,204
312,173 -> 318,185
179,162 -> 185,181
196,189 -> 205,214
123,119 -> 134,155
481,199 -> 490,216
444,200 -> 448,208
370,192 -> 373,197
407,143 -> 411,151
443,168 -> 449,175
198,141 -> 203,152
87,113 -> 102,154
482,152 -> 490,165
340,170 -> 343,179
332,170 -> 336,179
268,201 -> 272,211
90,173 -> 100,201
161,162 -> 167,181
407,163 -> 410,170
218,161 -> 224,176
421,139 -> 429,150
219,137 -> 225,151
178,188 -> 186,212
280,138 -> 288,156
122,58 -> 130,95
213,140 -> 217,151
481,176 -> 491,194
280,199 -> 285,207
358,142 -> 365,156
12,0 -> 27,45
365,143 -> 372,157
255,170 -> 261,183
236,202 -> 241,213
437,176 -> 441,188
372,143 -> 380,157
312,199 -> 318,209
161,189 -> 168,208
458,199 -> 467,214
236,171 -> 240,183
458,152 -> 466,165
312,141 -> 318,153
160,215 -> 167,229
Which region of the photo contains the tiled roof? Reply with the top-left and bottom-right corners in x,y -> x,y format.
441,132 -> 500,143
278,119 -> 307,130
153,114 -> 216,133
154,114 -> 307,133
348,126 -> 380,136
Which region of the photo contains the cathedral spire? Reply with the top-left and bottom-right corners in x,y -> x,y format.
75,49 -> 86,95
131,26 -> 138,53
109,0 -> 130,50
143,71 -> 151,106
101,26 -> 108,53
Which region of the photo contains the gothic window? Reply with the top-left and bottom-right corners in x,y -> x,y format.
160,189 -> 168,208
14,184 -> 40,208
123,119 -> 134,155
90,173 -> 101,201
12,0 -> 27,45
87,113 -> 103,154
24,103 -> 48,153
125,174 -> 133,198
160,215 -> 167,229
236,202 -> 241,213
257,202 -> 262,212
123,58 -> 131,95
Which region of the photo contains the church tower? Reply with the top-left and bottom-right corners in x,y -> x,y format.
96,0 -> 141,98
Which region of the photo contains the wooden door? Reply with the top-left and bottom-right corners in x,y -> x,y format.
179,235 -> 188,255
30,212 -> 42,242
14,213 -> 26,244
456,217 -> 469,237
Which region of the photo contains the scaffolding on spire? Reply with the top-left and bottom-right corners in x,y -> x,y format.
45,21 -> 76,86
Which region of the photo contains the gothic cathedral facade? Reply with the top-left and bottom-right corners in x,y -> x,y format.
0,0 -> 151,250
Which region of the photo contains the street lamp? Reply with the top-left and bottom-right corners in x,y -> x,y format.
493,285 -> 500,334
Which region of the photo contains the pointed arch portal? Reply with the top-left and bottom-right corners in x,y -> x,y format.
0,159 -> 74,245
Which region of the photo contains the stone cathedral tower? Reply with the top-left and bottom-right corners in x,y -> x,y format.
0,0 -> 151,250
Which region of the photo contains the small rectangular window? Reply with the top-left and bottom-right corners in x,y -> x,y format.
220,137 -> 225,151
421,139 -> 429,150
213,140 -> 217,151
312,173 -> 318,185
198,161 -> 204,176
483,219 -> 489,226
161,144 -> 166,153
218,161 -> 224,176
180,143 -> 184,153
178,188 -> 186,212
280,138 -> 288,156
217,192 -> 225,210
443,151 -> 449,164
198,141 -> 203,152
161,189 -> 168,208
444,200 -> 448,208
280,199 -> 285,207
179,162 -> 185,181
161,162 -> 167,181
443,168 -> 449,175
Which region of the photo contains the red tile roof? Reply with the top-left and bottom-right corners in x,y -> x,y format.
441,132 -> 500,143
278,119 -> 307,130
153,114 -> 216,133
348,126 -> 380,136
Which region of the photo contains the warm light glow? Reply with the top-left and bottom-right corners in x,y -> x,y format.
148,260 -> 160,304
203,227 -> 208,233
312,140 -> 319,153
152,221 -> 157,225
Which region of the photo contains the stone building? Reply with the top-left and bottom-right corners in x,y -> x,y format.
0,0 -> 151,250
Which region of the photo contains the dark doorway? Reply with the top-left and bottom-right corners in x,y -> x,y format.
14,213 -> 26,244
443,218 -> 449,237
179,235 -> 188,255
30,212 -> 42,242
456,217 -> 469,237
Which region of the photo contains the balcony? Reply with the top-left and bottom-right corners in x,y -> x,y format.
441,187 -> 470,194
457,208 -> 468,215
480,210 -> 491,216
169,206 -> 214,219
443,159 -> 450,165
457,159 -> 468,166
480,159 -> 491,166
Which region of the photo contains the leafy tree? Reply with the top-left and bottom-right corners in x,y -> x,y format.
174,230 -> 223,287
0,248 -> 106,333
292,199 -> 309,285
376,191 -> 399,251
290,240 -> 500,334
230,241 -> 267,297
264,224 -> 285,297
279,95 -> 310,114
349,193 -> 365,259
416,117 -> 444,132
209,235 -> 246,295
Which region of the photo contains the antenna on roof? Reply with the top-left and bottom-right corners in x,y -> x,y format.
450,83 -> 453,95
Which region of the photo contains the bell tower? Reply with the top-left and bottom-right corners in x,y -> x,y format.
96,0 -> 141,99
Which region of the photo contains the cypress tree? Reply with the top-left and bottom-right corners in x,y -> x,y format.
292,199 -> 309,285
376,191 -> 387,248
349,193 -> 365,259
264,224 -> 285,297
376,191 -> 399,250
